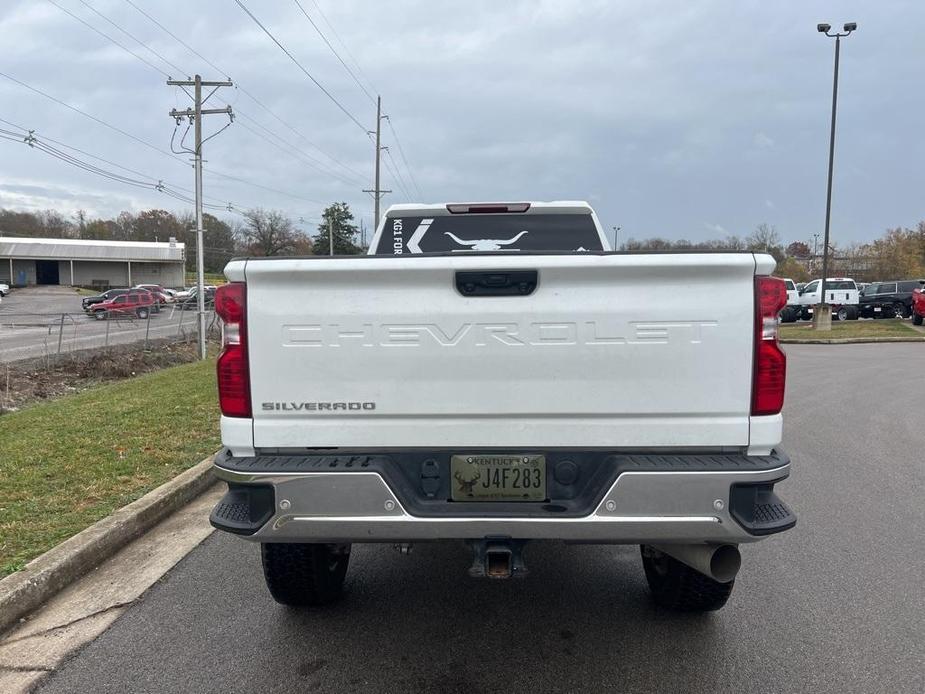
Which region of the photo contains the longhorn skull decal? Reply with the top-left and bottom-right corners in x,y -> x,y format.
443,230 -> 529,251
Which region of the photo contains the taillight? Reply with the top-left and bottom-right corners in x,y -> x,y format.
215,282 -> 251,418
752,276 -> 788,416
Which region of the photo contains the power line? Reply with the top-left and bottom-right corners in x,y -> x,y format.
0,71 -> 321,207
76,0 -> 186,76
292,0 -> 374,104
0,125 -> 220,208
382,147 -> 412,200
46,2 -> 349,205
122,0 -> 224,75
235,109 -> 364,186
286,0 -> 422,199
0,116 -> 325,219
0,115 -> 211,203
290,2 -> 421,199
45,0 -> 169,78
233,0 -> 370,133
306,0 -> 378,96
119,0 -> 367,183
0,69 -> 176,161
385,116 -> 423,199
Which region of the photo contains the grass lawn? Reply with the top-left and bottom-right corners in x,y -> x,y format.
780,318 -> 922,340
0,358 -> 220,576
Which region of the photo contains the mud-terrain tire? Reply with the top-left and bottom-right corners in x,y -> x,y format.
640,545 -> 733,612
261,543 -> 350,606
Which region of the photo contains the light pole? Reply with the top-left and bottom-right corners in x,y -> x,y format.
814,21 -> 857,329
612,226 -> 622,250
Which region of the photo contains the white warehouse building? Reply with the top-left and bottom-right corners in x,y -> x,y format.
0,236 -> 186,289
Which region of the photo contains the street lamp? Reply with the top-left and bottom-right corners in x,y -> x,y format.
612,226 -> 622,250
814,21 -> 857,329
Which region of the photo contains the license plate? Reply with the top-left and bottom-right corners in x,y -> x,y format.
450,454 -> 546,501
874,306 -> 882,312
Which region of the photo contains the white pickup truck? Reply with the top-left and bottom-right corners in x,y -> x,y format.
210,201 -> 795,612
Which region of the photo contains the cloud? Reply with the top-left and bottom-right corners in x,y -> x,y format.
753,132 -> 775,149
0,0 -> 922,244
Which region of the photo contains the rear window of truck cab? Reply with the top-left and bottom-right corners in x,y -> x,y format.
375,213 -> 603,255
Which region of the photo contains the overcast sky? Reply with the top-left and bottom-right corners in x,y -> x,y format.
0,0 -> 922,247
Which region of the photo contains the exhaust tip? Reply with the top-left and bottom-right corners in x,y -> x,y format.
710,545 -> 742,583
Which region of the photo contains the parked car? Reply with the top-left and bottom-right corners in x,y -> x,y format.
86,289 -> 154,320
797,277 -> 859,321
82,288 -> 130,310
858,280 -> 923,319
0,283 -> 9,296
912,284 -> 925,326
178,285 -> 216,310
779,278 -> 801,323
134,284 -> 173,305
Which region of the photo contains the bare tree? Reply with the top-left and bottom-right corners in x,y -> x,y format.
239,209 -> 303,256
747,224 -> 784,261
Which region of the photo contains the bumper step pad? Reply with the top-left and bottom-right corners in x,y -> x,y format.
729,483 -> 796,536
210,485 -> 275,535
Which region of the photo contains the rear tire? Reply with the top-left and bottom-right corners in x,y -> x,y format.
261,542 -> 350,606
891,302 -> 906,319
836,306 -> 848,321
914,312 -> 923,326
640,545 -> 733,612
94,311 -> 106,321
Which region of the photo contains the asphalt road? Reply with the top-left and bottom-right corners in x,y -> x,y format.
0,287 -> 212,362
38,344 -> 925,693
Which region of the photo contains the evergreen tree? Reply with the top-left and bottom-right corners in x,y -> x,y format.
312,202 -> 362,255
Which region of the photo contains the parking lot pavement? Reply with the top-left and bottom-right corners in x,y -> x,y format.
0,287 -> 210,362
32,344 -> 925,693
0,286 -> 84,315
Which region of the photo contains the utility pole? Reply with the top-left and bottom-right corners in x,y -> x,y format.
363,95 -> 391,230
168,75 -> 233,359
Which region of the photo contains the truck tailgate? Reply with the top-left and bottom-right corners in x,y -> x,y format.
239,253 -> 763,449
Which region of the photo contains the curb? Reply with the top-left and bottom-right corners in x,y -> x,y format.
0,453 -> 218,636
781,336 -> 925,344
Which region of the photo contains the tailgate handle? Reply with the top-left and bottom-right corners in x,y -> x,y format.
455,270 -> 537,296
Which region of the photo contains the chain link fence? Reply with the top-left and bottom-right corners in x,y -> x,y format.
0,302 -> 221,364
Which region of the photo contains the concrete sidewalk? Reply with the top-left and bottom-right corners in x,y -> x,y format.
0,486 -> 223,693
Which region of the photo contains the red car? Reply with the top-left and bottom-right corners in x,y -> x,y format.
912,285 -> 925,326
87,289 -> 155,320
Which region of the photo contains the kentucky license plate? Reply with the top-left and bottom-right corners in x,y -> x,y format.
450,454 -> 546,501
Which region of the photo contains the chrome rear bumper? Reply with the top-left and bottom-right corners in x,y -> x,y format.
211,457 -> 794,544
